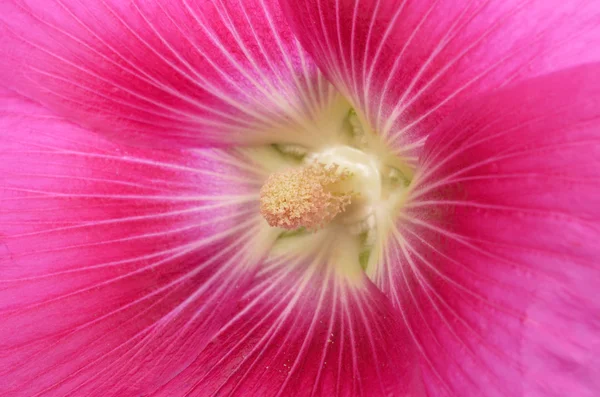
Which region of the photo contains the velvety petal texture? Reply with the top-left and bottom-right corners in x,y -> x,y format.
0,0 -> 337,148
281,0 -> 600,160
378,64 -> 600,396
0,90 -> 270,395
158,237 -> 424,396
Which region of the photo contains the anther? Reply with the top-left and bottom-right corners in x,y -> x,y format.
259,163 -> 353,231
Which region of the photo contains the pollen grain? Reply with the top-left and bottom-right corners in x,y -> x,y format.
259,163 -> 352,231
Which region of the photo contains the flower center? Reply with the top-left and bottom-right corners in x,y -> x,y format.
310,146 -> 382,223
259,146 -> 382,231
259,162 -> 353,230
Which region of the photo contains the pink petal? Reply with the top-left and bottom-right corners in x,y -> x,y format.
381,64 -> 600,396
280,0 -> 600,160
0,0 -> 332,148
157,248 -> 424,396
0,89 -> 269,395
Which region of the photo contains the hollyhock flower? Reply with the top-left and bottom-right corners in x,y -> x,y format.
1,0 -> 599,395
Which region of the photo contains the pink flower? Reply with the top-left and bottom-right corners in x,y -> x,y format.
1,0 -> 599,395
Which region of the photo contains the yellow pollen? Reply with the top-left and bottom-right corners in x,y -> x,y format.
260,163 -> 353,231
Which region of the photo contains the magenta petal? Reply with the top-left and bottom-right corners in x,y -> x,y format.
0,0 -> 329,148
0,90 -> 268,395
281,0 -> 600,160
157,253 -> 423,397
381,64 -> 600,396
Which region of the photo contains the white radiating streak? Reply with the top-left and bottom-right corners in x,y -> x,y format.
383,226 -> 454,396
0,130 -> 277,394
72,223 -> 265,393
376,217 -> 524,396
4,0 -> 344,147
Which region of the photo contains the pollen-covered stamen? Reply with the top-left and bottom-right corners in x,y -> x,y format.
260,163 -> 353,231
